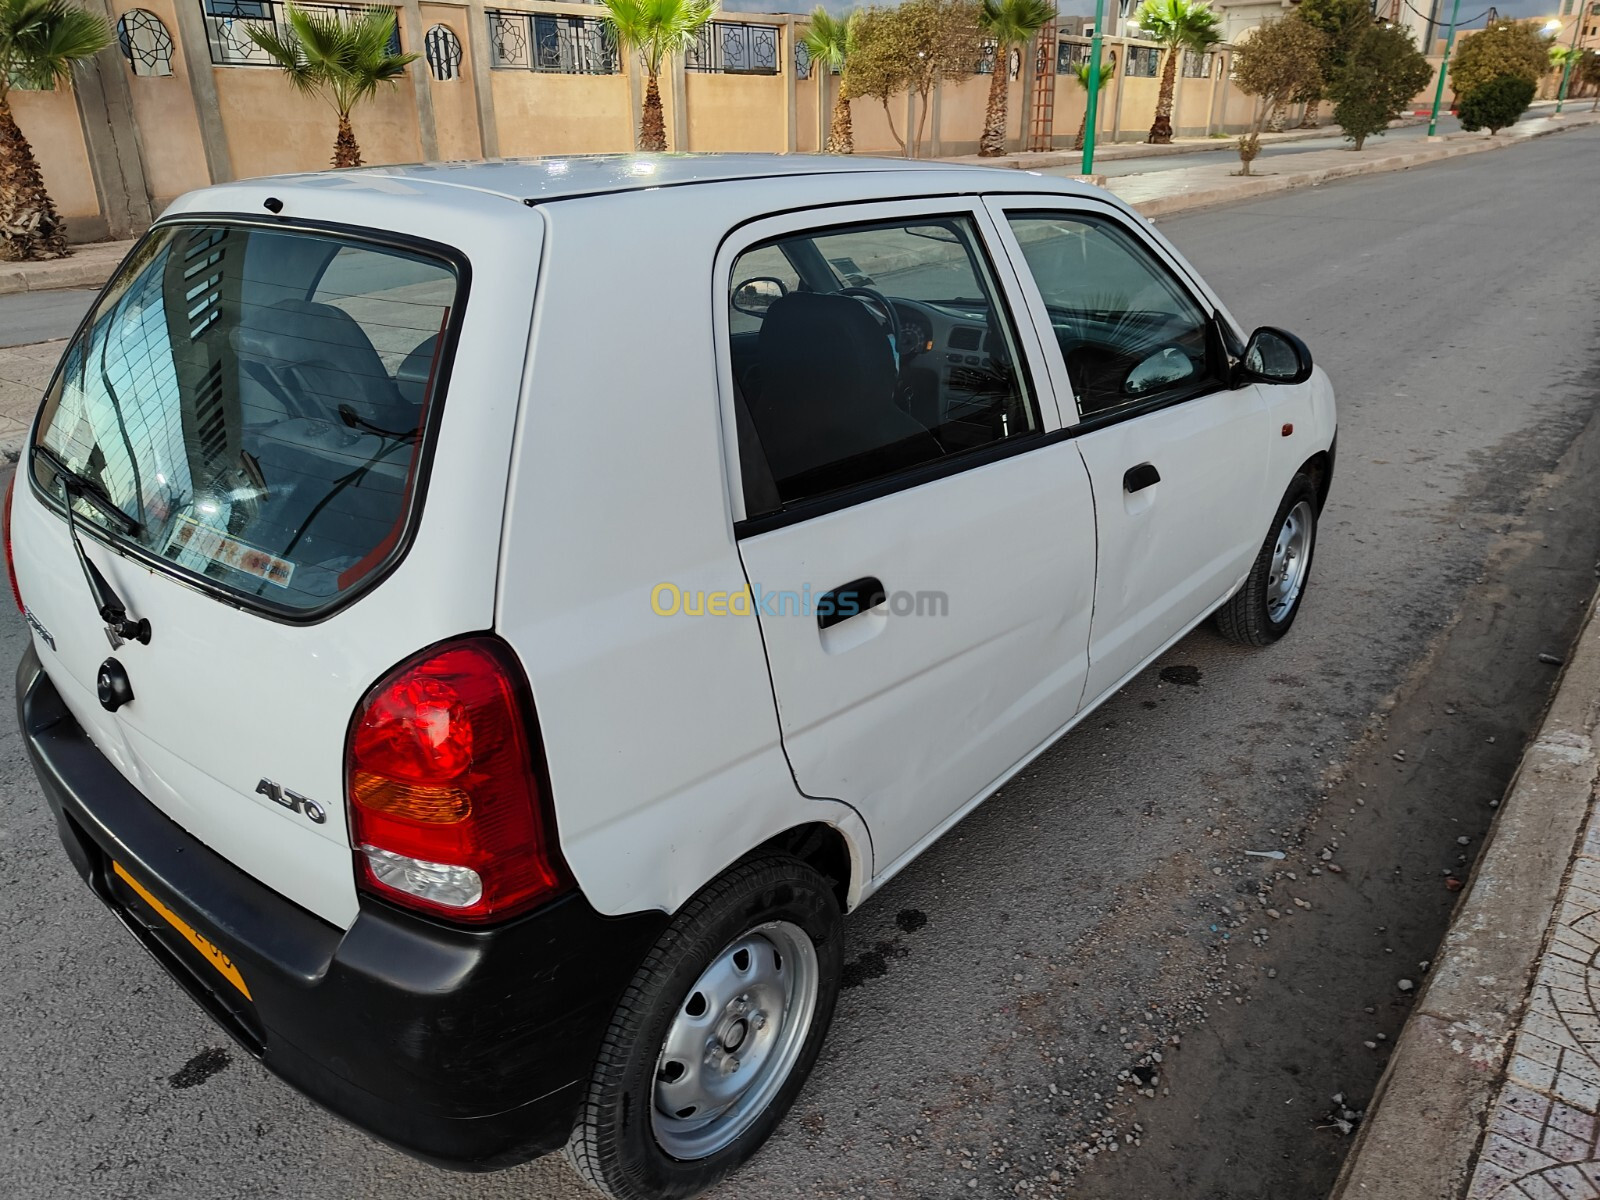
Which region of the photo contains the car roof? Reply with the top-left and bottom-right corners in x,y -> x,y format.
183,153 -> 1101,210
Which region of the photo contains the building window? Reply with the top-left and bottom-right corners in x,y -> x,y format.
201,0 -> 403,67
685,21 -> 780,74
424,23 -> 462,80
118,9 -> 176,77
486,11 -> 617,74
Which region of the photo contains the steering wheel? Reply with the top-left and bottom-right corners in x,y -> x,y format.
839,286 -> 903,367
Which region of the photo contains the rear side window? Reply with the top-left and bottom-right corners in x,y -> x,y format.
727,215 -> 1039,519
31,223 -> 461,616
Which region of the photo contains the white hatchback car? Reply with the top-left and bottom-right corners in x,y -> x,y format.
11,155 -> 1334,1199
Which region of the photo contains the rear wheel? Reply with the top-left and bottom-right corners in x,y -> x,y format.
1215,473 -> 1319,646
566,857 -> 842,1200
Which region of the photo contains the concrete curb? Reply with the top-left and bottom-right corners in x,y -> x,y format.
0,241 -> 133,298
1330,592 -> 1600,1198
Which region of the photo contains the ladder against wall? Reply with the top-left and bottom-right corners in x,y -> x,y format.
1027,22 -> 1056,153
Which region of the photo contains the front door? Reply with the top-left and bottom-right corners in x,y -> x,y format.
986,200 -> 1270,704
720,203 -> 1098,872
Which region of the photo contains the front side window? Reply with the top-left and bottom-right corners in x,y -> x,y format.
1006,212 -> 1218,419
728,216 -> 1038,517
31,223 -> 460,616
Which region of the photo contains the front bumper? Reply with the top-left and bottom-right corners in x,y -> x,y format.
17,645 -> 668,1170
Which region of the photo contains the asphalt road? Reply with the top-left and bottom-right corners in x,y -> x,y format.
0,289 -> 95,348
4,128 -> 1600,1200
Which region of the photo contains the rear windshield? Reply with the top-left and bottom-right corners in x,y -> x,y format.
31,223 -> 460,615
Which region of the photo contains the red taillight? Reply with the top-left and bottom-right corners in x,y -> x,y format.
3,474 -> 21,614
345,637 -> 571,923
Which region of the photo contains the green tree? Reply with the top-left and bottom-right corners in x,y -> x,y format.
0,0 -> 112,261
1229,16 -> 1326,174
846,0 -> 978,157
977,0 -> 1054,157
1295,0 -> 1371,86
804,8 -> 858,153
843,5 -> 908,150
1581,48 -> 1600,109
1449,19 -> 1551,101
1457,72 -> 1535,133
1327,21 -> 1432,149
599,0 -> 717,152
1070,55 -> 1114,151
1134,0 -> 1221,144
249,6 -> 417,168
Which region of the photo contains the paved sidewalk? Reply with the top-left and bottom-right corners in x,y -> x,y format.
1333,592 -> 1600,1198
0,341 -> 58,461
937,120 -> 1368,172
1102,109 -> 1600,216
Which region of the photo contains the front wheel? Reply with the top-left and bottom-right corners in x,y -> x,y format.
1215,473 -> 1319,646
566,857 -> 843,1200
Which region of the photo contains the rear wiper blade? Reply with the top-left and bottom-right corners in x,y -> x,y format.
29,444 -> 151,647
31,444 -> 142,535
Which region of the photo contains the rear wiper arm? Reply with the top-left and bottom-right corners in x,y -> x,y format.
29,445 -> 151,647
32,444 -> 141,535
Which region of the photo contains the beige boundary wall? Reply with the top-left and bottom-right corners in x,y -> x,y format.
15,3 -> 1258,244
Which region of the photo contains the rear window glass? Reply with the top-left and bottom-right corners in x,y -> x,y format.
31,223 -> 460,615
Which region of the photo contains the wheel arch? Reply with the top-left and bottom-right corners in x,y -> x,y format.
747,821 -> 868,915
1298,447 -> 1334,513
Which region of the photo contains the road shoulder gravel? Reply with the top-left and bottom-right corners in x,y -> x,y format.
1332,590 -> 1600,1199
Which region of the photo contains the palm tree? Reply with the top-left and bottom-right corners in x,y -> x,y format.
977,0 -> 1054,157
600,0 -> 717,152
804,7 -> 856,154
1070,55 -> 1114,151
249,6 -> 417,169
1134,0 -> 1220,144
0,0 -> 111,261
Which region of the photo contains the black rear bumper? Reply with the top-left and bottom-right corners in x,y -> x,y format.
17,645 -> 668,1170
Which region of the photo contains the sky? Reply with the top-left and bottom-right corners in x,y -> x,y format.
721,0 -> 1556,27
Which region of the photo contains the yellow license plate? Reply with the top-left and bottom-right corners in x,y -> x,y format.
112,861 -> 253,1000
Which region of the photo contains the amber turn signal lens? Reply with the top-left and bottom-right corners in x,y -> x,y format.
350,771 -> 471,823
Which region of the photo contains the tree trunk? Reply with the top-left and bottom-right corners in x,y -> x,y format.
979,55 -> 1010,156
880,98 -> 905,151
911,86 -> 932,158
826,81 -> 854,154
1147,47 -> 1178,143
1073,108 -> 1087,152
1353,132 -> 1366,150
639,70 -> 668,151
331,114 -> 364,169
1266,99 -> 1286,132
1236,100 -> 1273,176
0,93 -> 70,262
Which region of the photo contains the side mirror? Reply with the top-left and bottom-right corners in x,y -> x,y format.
1237,326 -> 1313,385
732,277 -> 788,318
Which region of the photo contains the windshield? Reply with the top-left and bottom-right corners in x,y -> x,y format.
30,223 -> 461,616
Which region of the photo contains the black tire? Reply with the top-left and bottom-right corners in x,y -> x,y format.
1215,472 -> 1319,647
565,857 -> 843,1200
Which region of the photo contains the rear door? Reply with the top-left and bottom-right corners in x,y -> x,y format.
985,199 -> 1270,703
721,201 -> 1098,873
12,212 -> 532,928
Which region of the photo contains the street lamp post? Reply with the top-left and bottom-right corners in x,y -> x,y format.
1081,0 -> 1108,175
1555,10 -> 1583,115
1427,0 -> 1465,137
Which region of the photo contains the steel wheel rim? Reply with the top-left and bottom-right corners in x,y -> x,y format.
1267,500 -> 1314,623
651,921 -> 820,1161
